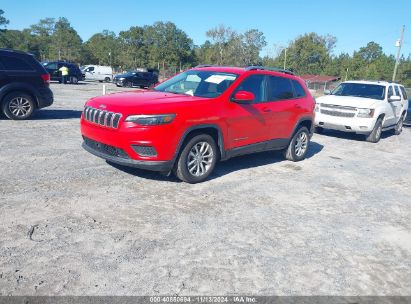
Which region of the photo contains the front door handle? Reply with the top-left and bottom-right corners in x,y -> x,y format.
262,107 -> 271,112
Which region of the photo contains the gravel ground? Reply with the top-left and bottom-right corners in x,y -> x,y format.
0,82 -> 410,296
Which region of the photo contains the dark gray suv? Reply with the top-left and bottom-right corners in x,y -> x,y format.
0,48 -> 54,120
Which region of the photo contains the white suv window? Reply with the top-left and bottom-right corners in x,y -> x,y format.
394,85 -> 401,98
387,86 -> 394,98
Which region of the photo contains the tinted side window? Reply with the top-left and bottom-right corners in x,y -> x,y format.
233,75 -> 266,103
0,56 -> 34,71
400,86 -> 408,100
45,62 -> 58,70
394,85 -> 401,97
88,66 -> 95,72
388,86 -> 394,98
267,76 -> 294,101
292,80 -> 306,98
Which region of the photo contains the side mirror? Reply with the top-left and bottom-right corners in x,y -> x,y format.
324,89 -> 332,95
232,91 -> 255,104
388,95 -> 401,102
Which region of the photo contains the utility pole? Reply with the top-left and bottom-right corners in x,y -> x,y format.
392,25 -> 405,82
284,48 -> 287,70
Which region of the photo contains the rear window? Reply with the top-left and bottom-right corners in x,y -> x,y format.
292,80 -> 306,98
0,56 -> 35,71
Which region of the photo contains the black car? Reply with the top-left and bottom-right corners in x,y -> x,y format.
113,71 -> 158,88
42,61 -> 83,84
405,98 -> 411,126
0,48 -> 53,120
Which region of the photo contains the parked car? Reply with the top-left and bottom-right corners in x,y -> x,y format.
405,99 -> 411,126
0,48 -> 53,120
81,65 -> 315,183
42,61 -> 83,84
82,65 -> 113,82
113,71 -> 158,88
315,81 -> 409,142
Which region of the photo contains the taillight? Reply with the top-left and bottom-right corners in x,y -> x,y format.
41,74 -> 50,86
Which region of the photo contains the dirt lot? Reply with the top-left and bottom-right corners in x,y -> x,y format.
0,82 -> 410,296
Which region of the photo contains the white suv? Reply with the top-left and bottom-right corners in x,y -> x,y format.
315,81 -> 409,142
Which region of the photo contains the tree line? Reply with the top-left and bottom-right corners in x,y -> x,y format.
0,9 -> 410,85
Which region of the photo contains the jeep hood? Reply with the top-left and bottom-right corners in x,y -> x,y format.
317,95 -> 379,108
86,90 -> 208,112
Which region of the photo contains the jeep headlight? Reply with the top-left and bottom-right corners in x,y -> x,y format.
357,108 -> 375,118
125,114 -> 176,125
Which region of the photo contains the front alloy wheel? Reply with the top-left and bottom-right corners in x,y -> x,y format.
174,134 -> 218,183
187,141 -> 214,177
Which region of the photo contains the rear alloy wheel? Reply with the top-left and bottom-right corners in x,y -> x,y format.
366,118 -> 383,143
2,92 -> 35,120
394,115 -> 405,135
71,76 -> 78,84
174,134 -> 218,183
283,126 -> 310,161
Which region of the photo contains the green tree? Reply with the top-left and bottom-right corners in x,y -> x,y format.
29,18 -> 55,60
118,26 -> 148,69
0,9 -> 9,28
280,33 -> 336,74
50,17 -> 83,62
84,30 -> 119,66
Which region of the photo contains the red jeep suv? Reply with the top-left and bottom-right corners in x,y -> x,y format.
81,66 -> 315,183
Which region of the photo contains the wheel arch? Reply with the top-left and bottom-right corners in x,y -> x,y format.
172,124 -> 226,165
291,117 -> 314,138
0,84 -> 38,108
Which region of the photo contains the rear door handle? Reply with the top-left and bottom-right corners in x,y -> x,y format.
294,103 -> 302,109
262,107 -> 271,112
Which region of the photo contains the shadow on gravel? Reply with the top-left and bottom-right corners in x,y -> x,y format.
32,109 -> 83,120
107,141 -> 324,182
316,129 -> 395,141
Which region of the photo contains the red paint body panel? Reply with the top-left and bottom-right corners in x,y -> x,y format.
80,67 -> 315,167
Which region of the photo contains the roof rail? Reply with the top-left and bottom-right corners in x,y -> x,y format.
0,48 -> 30,55
195,64 -> 219,68
246,66 -> 295,75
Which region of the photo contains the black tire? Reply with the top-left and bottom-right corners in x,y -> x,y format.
98,80 -> 103,83
104,77 -> 111,82
366,117 -> 383,143
174,134 -> 218,183
2,92 -> 35,120
283,126 -> 310,162
315,126 -> 324,134
394,114 -> 405,135
124,81 -> 132,88
71,76 -> 78,84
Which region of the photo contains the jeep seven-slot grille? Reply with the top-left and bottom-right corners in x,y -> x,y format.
83,106 -> 122,129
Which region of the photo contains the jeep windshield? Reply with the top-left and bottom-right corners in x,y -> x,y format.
154,70 -> 238,98
331,83 -> 385,100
